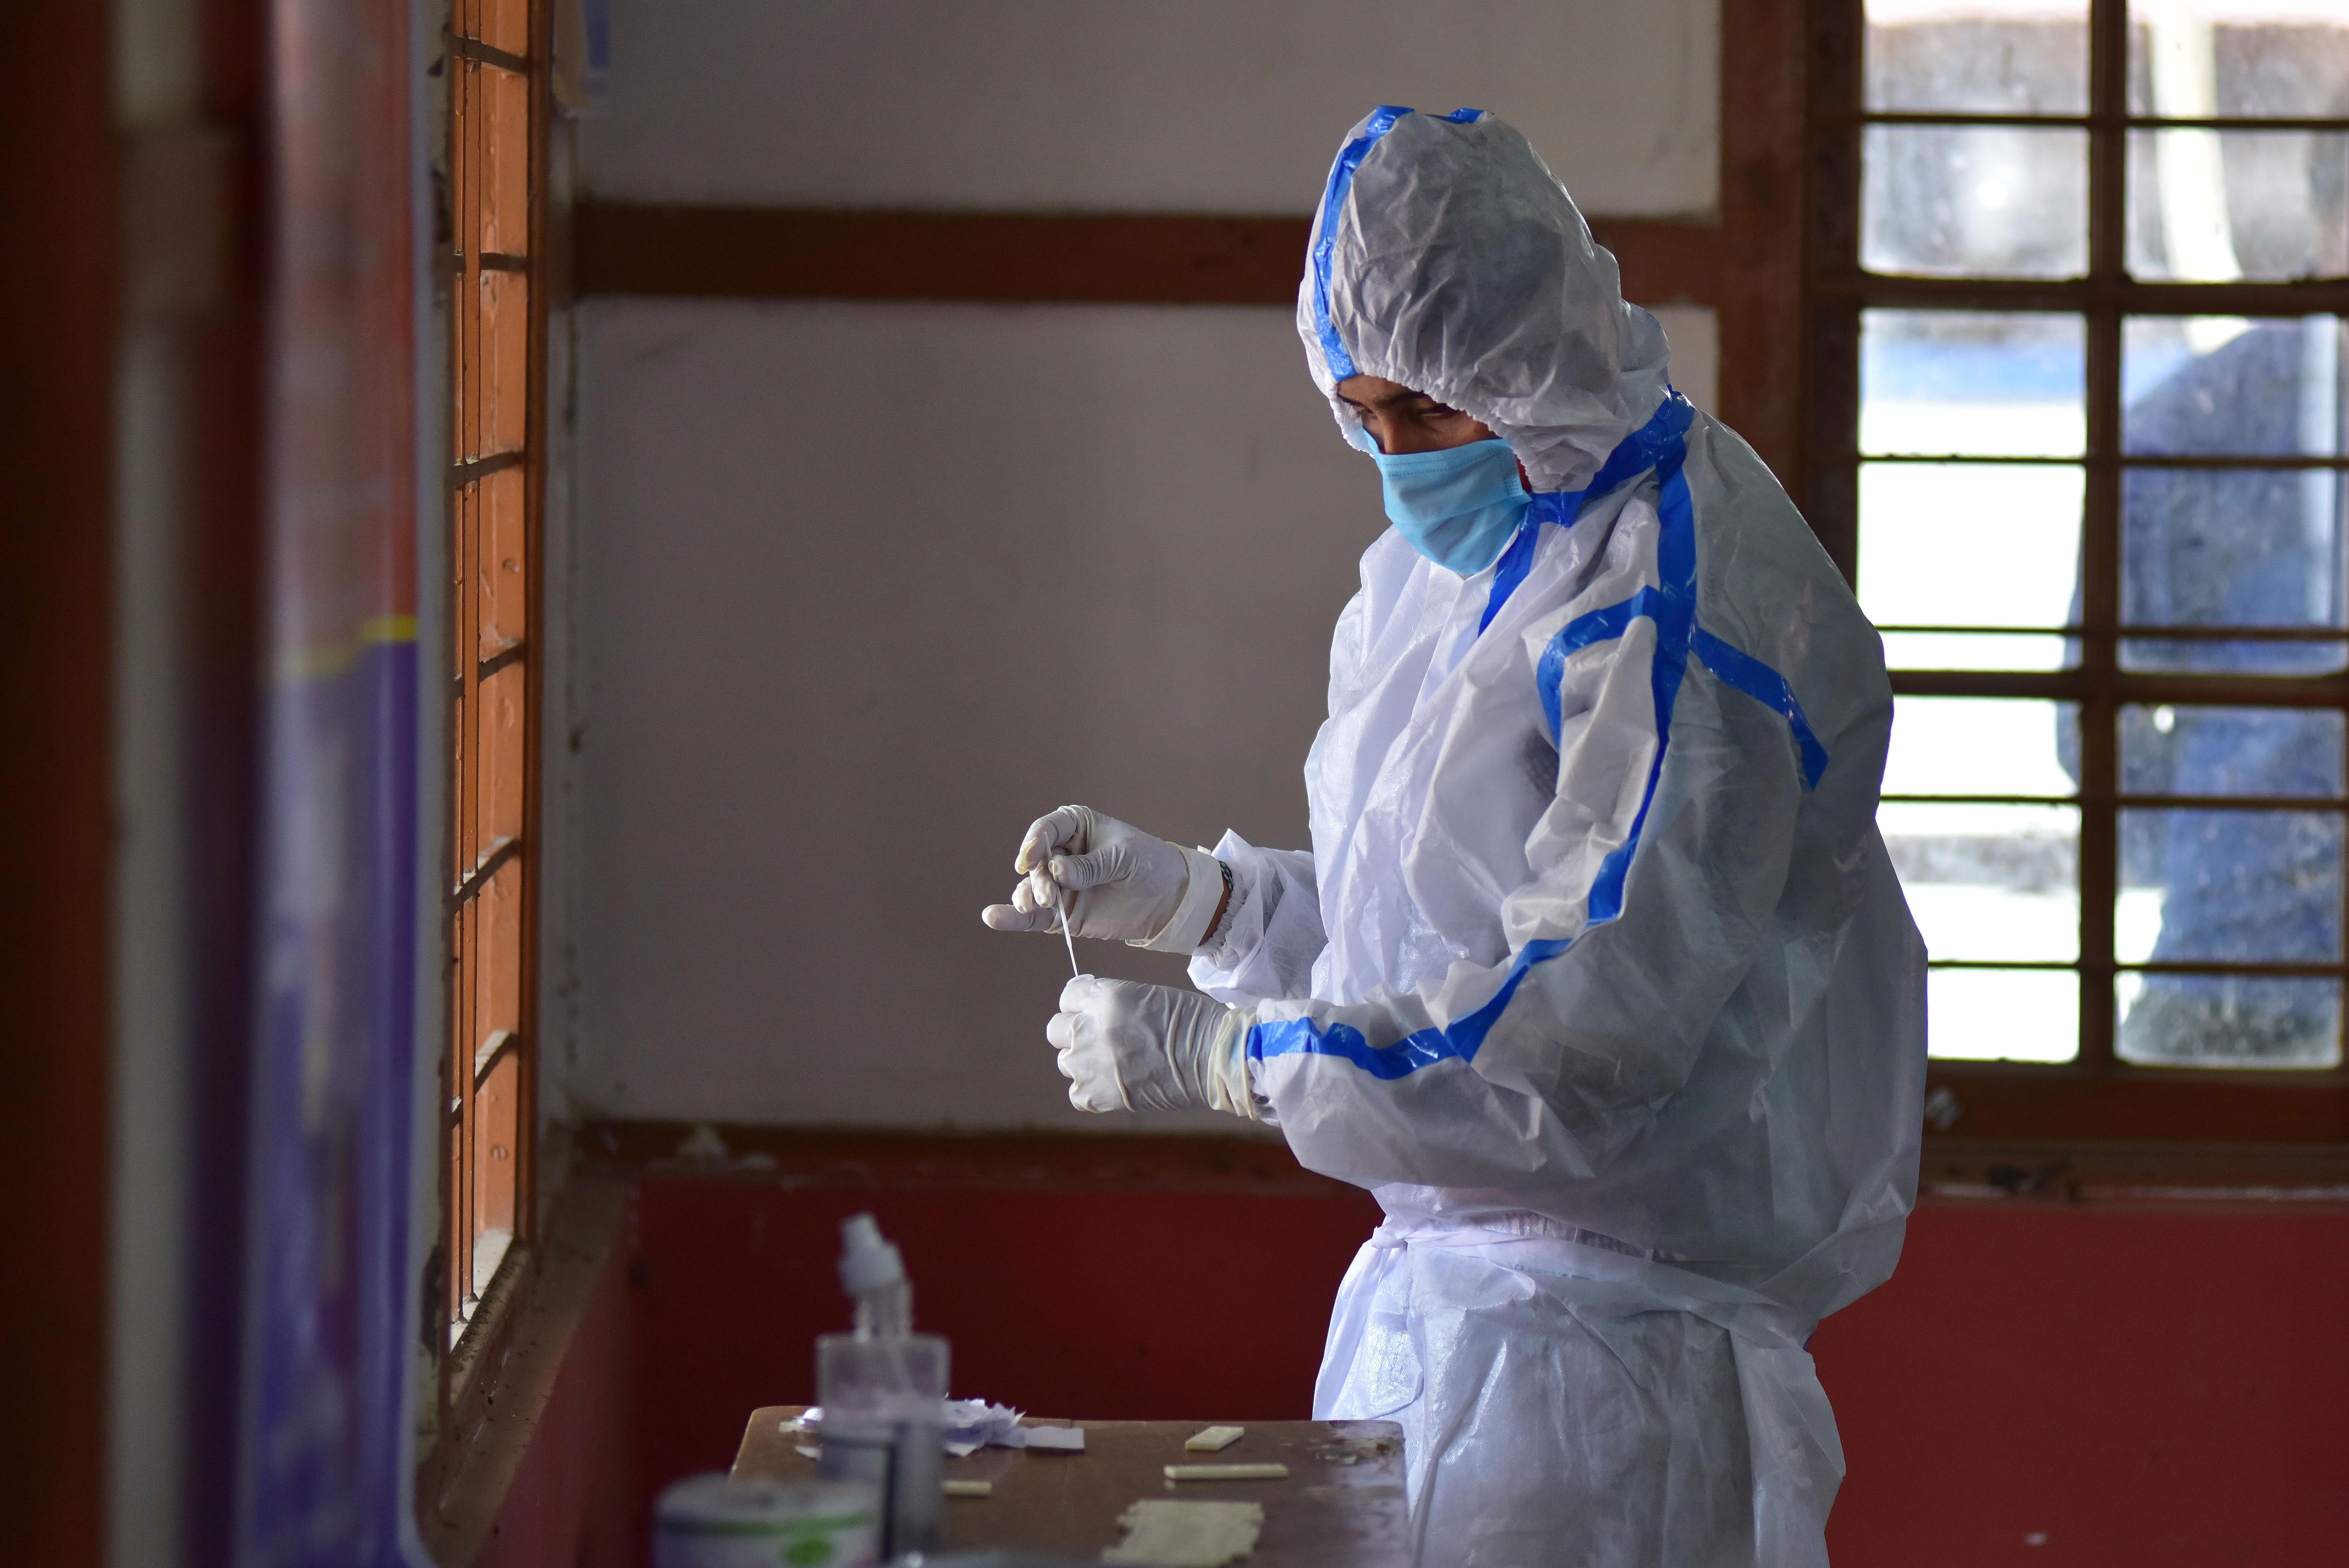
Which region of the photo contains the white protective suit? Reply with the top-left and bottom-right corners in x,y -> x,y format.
1186,108 -> 1928,1567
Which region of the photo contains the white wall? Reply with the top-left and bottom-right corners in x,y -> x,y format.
558,0 -> 1722,1129
573,303 -> 1359,1126
578,0 -> 1719,218
569,300 -> 1714,1127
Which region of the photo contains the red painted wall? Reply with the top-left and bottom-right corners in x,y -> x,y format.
1815,1204 -> 2349,1568
485,1171 -> 2349,1567
624,1176 -> 1384,1545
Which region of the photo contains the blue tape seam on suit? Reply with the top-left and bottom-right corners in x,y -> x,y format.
1252,405 -> 1829,1081
1479,390 -> 1698,633
1312,106 -> 1484,382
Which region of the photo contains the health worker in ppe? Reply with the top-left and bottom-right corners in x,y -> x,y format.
982,106 -> 1927,1568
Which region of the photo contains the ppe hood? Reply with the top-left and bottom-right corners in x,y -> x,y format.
1296,106 -> 1674,495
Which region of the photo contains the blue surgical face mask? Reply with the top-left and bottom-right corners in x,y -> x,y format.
1368,437 -> 1530,576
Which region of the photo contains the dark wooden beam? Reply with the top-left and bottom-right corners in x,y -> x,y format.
1718,0 -> 1813,497
572,203 -> 1721,311
0,3 -> 116,1562
585,1120 -> 2349,1207
577,1121 -> 1372,1195
1924,1065 -> 2349,1144
1594,218 -> 1721,308
1919,1136 -> 2349,1205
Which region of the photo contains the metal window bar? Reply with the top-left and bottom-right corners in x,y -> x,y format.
1890,670 -> 2349,704
1883,795 -> 2349,810
1843,111 -> 2349,134
1828,279 -> 2349,311
1859,454 -> 2349,468
1877,624 -> 2349,641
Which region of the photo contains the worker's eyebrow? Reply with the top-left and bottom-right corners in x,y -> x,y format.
1341,386 -> 1451,413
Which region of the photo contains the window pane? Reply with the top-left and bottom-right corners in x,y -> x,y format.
2119,974 -> 2340,1067
1864,310 -> 2087,456
1865,125 -> 2089,278
1861,461 -> 2084,637
1885,697 -> 2080,971
2121,318 -> 2347,673
1884,696 -> 2081,797
1882,630 -> 2078,669
1868,3 -> 2087,114
2121,465 -> 2344,670
1888,803 -> 2082,962
2127,131 -> 2349,281
2118,807 -> 2343,960
1929,968 -> 2081,1062
2128,3 -> 2349,119
2123,633 -> 2349,673
2124,316 -> 2344,454
2122,704 -> 2346,796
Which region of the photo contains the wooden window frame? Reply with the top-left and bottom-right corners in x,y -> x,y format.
442,0 -> 548,1351
1804,0 -> 2349,1143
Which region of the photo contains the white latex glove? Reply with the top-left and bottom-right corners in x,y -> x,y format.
1046,976 -> 1262,1118
980,805 -> 1228,952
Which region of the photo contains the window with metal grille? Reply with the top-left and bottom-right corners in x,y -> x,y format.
1807,0 -> 2349,1140
445,0 -> 541,1339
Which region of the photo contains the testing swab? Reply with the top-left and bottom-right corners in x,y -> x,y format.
1059,885 -> 1081,976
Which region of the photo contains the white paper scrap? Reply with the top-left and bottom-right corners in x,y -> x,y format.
1101,1499 -> 1265,1567
1184,1425 -> 1245,1452
945,1399 -> 1030,1451
797,1400 -> 1034,1456
1022,1425 -> 1085,1452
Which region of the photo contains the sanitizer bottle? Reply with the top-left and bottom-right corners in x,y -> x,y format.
817,1214 -> 948,1558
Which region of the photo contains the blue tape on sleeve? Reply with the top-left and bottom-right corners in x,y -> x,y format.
1692,628 -> 1831,788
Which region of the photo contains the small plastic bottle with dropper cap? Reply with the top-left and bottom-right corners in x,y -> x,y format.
817,1214 -> 948,1559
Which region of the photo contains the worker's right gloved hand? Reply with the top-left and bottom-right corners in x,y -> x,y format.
980,805 -> 1227,952
1047,976 -> 1261,1118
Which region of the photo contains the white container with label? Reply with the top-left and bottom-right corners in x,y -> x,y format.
652,1473 -> 880,1568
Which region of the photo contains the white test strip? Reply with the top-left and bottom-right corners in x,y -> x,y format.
1164,1463 -> 1288,1482
1184,1425 -> 1245,1453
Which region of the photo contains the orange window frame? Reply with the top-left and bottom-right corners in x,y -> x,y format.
444,0 -> 545,1338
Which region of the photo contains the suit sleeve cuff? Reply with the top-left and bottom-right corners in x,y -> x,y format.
1131,845 -> 1228,953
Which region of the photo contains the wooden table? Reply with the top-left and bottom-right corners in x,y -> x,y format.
733,1407 -> 1408,1565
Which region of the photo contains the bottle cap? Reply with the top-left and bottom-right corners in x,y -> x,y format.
837,1213 -> 905,1298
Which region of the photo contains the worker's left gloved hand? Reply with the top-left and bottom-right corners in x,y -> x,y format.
1047,977 -> 1262,1119
981,805 -> 1228,952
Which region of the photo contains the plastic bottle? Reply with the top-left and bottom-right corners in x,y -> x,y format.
817,1213 -> 947,1559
